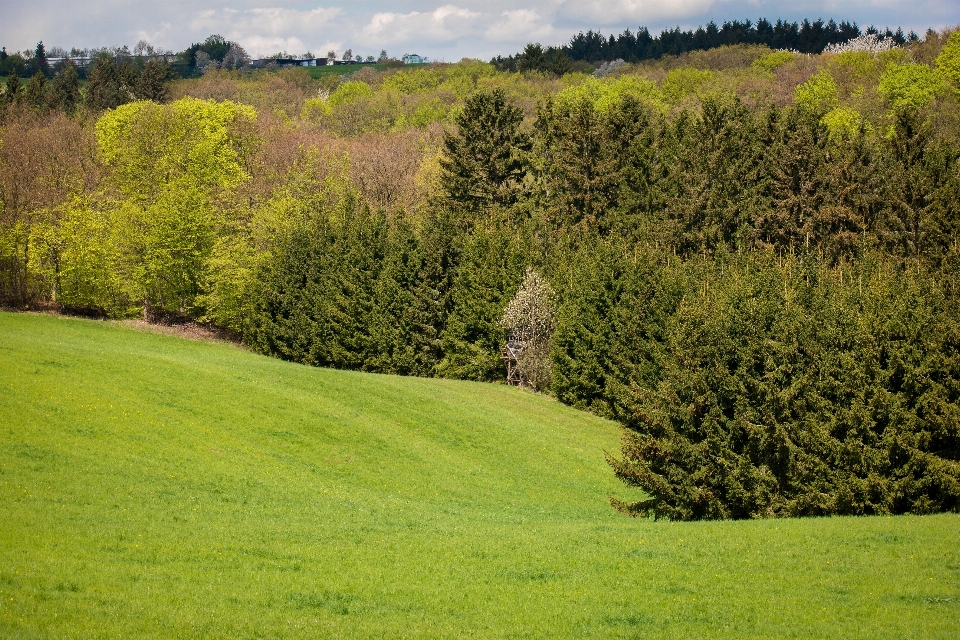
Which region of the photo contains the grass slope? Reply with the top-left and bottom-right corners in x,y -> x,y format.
1,312 -> 958,638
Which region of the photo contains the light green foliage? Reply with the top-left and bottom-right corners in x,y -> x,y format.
554,75 -> 664,113
381,68 -> 443,95
407,98 -> 448,128
821,106 -> 867,143
831,51 -> 879,78
93,97 -> 257,314
328,80 -> 372,107
795,69 -> 840,111
2,313 -> 959,638
661,67 -> 713,103
934,30 -> 960,89
878,62 -> 945,111
55,201 -> 133,315
752,50 -> 794,73
95,98 -> 255,201
437,60 -> 496,98
300,97 -> 332,121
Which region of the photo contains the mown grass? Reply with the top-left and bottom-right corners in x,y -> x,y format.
1,311 -> 958,638
307,63 -> 429,79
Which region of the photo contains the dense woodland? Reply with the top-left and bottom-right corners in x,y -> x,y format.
2,27 -> 960,520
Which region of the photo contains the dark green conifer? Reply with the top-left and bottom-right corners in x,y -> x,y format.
84,55 -> 125,111
48,60 -> 81,113
1,69 -> 20,105
436,222 -> 528,381
24,70 -> 47,110
134,59 -> 173,102
440,88 -> 530,218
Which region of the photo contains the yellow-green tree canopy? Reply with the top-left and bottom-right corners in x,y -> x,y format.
95,97 -> 256,202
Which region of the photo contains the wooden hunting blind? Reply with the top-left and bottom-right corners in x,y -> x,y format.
502,332 -> 527,387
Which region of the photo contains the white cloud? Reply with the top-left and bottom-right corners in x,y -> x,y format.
186,7 -> 342,56
557,0 -> 718,26
485,10 -> 559,43
361,5 -> 481,47
2,1 -> 959,63
192,7 -> 341,36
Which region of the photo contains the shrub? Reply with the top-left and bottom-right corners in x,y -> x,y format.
328,81 -> 372,108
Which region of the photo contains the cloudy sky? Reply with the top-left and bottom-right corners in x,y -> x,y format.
2,1 -> 959,61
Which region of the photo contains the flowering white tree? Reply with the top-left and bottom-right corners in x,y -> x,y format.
500,267 -> 556,391
824,33 -> 898,54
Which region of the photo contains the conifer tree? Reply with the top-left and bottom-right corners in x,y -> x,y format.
437,222 -> 528,381
135,59 -> 173,102
440,89 -> 530,217
24,71 -> 47,111
84,55 -> 124,111
1,70 -> 21,105
49,60 -> 81,113
34,41 -> 49,77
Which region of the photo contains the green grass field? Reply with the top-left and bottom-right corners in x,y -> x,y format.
1,312 -> 958,638
306,63 -> 429,79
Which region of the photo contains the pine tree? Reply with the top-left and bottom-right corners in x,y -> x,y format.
440,88 -> 530,218
84,55 -> 124,111
135,60 -> 173,102
1,70 -> 21,105
48,60 -> 81,113
24,70 -> 47,111
34,41 -> 49,77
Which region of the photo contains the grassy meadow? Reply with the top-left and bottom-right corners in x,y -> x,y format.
1,311 -> 958,638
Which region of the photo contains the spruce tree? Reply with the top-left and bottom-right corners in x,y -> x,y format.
24,70 -> 47,110
440,89 -> 530,217
1,70 -> 21,105
436,222 -> 528,381
135,60 -> 173,102
84,55 -> 124,111
34,41 -> 49,77
49,60 -> 81,113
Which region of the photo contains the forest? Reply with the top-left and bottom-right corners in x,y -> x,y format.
2,27 -> 959,520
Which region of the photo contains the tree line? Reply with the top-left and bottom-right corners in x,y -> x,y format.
492,17 -> 913,73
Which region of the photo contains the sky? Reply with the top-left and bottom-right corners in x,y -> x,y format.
2,1 -> 959,61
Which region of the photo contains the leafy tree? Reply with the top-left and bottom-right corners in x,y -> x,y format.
500,266 -> 556,390
221,45 -> 250,70
878,63 -> 945,112
94,97 -> 256,316
935,30 -> 960,90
